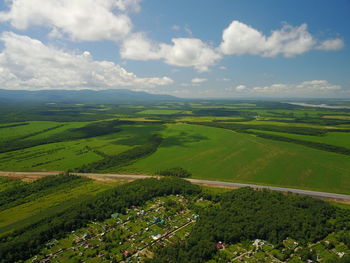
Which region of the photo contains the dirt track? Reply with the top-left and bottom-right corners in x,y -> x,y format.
1,171 -> 350,203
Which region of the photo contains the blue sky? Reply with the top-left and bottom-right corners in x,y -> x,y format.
0,0 -> 349,98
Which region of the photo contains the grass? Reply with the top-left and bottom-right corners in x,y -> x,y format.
0,140 -> 104,171
122,123 -> 350,194
137,109 -> 183,115
0,121 -> 61,143
250,129 -> 350,149
0,180 -> 120,237
0,177 -> 25,192
0,123 -> 159,171
2,106 -> 350,195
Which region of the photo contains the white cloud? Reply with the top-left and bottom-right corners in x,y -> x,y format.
184,25 -> 193,37
235,85 -> 247,91
0,0 -> 344,72
114,0 -> 142,12
0,0 -> 136,41
0,32 -> 173,90
161,38 -> 220,72
120,32 -> 163,60
224,84 -> 246,92
172,25 -> 181,31
251,80 -> 342,97
217,78 -> 231,81
317,38 -> 344,51
121,20 -> 344,71
220,21 -> 344,57
191,78 -> 207,83
121,34 -> 221,72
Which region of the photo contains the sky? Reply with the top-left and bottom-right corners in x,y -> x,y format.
0,0 -> 349,98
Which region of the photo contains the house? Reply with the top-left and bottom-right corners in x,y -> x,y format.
216,241 -> 224,249
151,233 -> 162,240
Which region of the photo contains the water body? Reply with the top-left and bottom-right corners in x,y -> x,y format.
286,102 -> 350,109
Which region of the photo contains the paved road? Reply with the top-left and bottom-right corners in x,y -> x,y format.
187,179 -> 350,201
1,171 -> 350,202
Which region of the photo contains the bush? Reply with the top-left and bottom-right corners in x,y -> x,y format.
158,167 -> 192,178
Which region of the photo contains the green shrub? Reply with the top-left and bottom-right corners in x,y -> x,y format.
158,167 -> 192,178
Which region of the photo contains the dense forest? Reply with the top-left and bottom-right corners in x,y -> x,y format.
150,188 -> 349,263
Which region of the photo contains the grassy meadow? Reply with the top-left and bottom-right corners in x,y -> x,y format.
123,123 -> 350,194
1,100 -> 350,194
0,176 -> 124,238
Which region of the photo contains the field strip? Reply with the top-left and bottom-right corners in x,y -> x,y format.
1,171 -> 350,202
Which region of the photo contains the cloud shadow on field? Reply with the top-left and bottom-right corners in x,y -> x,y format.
161,132 -> 209,148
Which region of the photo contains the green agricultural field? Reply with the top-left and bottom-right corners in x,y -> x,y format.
0,121 -> 62,143
0,121 -> 164,171
137,109 -> 183,115
123,123 -> 350,194
0,176 -> 123,238
250,129 -> 350,149
1,100 -> 350,195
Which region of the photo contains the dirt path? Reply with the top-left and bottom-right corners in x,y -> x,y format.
1,171 -> 350,203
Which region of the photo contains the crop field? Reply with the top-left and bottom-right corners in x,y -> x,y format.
0,176 -> 123,238
250,130 -> 350,149
137,109 -> 184,115
123,123 -> 350,194
0,181 -> 113,237
1,100 -> 350,194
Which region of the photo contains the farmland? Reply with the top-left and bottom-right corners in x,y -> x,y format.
1,100 -> 350,194
0,175 -> 121,239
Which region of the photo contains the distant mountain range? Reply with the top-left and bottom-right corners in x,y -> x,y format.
0,89 -> 178,103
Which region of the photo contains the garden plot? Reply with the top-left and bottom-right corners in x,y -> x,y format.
27,195 -> 203,263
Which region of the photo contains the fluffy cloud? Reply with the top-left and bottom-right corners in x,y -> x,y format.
121,21 -> 344,71
224,84 -> 246,92
114,0 -> 142,12
248,80 -> 342,97
217,78 -> 231,81
121,34 -> 221,72
161,38 -> 220,72
191,78 -> 207,83
235,85 -> 247,91
317,39 -> 344,51
220,21 -> 344,57
0,0 -> 139,41
0,1 -> 345,72
119,33 -> 163,60
0,32 -> 173,90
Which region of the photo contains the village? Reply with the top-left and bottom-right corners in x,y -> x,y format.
26,193 -> 350,263
209,235 -> 350,262
28,194 -> 202,263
